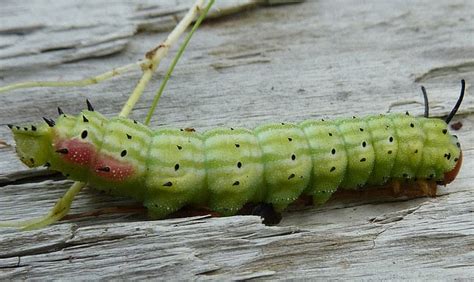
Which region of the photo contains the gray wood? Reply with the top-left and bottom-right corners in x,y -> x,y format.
0,0 -> 473,279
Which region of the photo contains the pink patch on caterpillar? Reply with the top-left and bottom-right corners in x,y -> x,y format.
55,138 -> 134,181
94,154 -> 135,182
55,138 -> 94,166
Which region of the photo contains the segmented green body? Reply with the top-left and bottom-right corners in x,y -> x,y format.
12,111 -> 461,218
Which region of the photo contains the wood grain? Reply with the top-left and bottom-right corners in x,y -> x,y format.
0,0 -> 473,279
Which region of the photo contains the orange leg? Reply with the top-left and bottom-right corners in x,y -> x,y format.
417,180 -> 437,197
391,180 -> 401,196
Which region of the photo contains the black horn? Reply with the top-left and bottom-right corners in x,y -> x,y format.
86,99 -> 94,112
43,117 -> 55,127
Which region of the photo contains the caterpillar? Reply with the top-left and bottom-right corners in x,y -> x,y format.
7,81 -> 465,224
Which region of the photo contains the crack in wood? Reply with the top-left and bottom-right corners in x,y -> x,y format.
0,170 -> 64,187
368,205 -> 424,224
415,61 -> 474,82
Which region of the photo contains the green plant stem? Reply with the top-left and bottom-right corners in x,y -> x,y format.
144,0 -> 215,125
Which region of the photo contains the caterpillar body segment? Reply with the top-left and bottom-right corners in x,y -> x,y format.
204,127 -> 265,215
253,123 -> 312,211
11,111 -> 462,220
145,128 -> 207,218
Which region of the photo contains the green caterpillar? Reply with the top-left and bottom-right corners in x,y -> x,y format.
9,82 -> 465,222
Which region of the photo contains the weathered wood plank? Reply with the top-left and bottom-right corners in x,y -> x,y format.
0,0 -> 473,279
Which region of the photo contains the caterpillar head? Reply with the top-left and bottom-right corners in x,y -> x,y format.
9,121 -> 53,168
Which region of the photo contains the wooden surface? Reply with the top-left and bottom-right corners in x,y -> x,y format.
0,0 -> 473,279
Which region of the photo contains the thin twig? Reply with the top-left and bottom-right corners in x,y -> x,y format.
0,62 -> 142,94
119,0 -> 206,117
